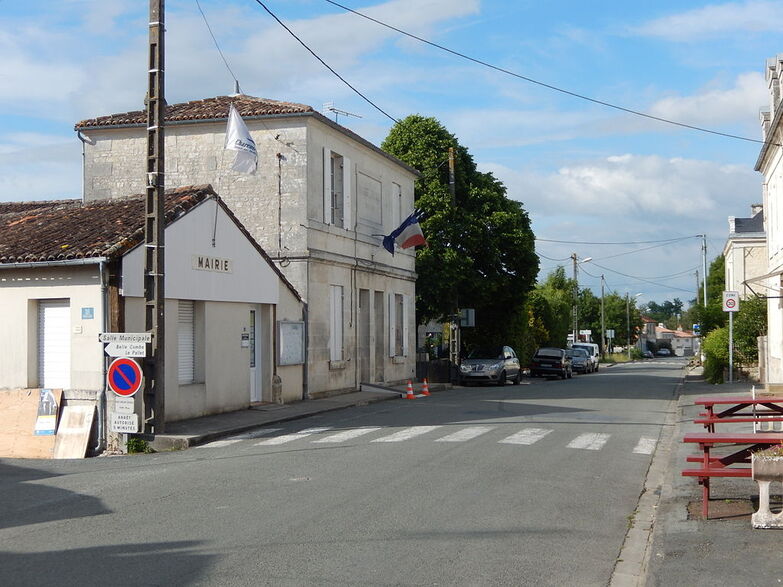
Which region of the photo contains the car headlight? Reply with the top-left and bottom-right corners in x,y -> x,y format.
460,364 -> 471,373
489,361 -> 503,372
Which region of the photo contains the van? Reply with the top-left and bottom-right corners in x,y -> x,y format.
571,343 -> 600,372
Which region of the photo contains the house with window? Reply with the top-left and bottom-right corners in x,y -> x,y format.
74,95 -> 420,397
723,204 -> 766,298
0,186 -> 305,450
755,54 -> 783,383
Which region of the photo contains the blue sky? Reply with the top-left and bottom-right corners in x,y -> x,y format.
2,0 -> 780,308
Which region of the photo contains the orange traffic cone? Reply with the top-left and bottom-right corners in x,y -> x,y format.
405,380 -> 416,399
421,378 -> 431,396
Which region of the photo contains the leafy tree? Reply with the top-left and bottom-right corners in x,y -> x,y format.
382,115 -> 538,351
692,255 -> 727,337
530,267 -> 574,348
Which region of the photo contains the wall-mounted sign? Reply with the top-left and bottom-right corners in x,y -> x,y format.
81,307 -> 94,320
192,255 -> 232,273
278,321 -> 305,365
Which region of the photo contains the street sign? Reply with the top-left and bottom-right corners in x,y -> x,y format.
722,291 -> 740,312
112,397 -> 135,415
606,329 -> 615,338
107,357 -> 143,397
104,341 -> 147,357
110,413 -> 139,433
99,332 -> 152,344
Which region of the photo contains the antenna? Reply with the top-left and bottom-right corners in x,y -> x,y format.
323,102 -> 362,124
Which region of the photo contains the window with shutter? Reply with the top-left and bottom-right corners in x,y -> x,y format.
178,300 -> 195,384
38,299 -> 71,389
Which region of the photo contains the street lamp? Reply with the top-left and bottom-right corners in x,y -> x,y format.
627,292 -> 643,359
572,254 -> 592,344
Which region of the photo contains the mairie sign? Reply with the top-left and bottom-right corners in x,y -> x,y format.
107,357 -> 143,397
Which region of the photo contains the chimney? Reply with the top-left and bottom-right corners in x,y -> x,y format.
751,203 -> 763,217
728,216 -> 736,233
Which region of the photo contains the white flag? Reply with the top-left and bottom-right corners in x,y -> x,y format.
224,103 -> 257,174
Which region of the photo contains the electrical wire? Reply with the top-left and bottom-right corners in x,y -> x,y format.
323,0 -> 779,147
537,252 -> 572,262
253,0 -> 399,123
590,260 -> 694,293
535,235 -> 699,245
592,240 -> 692,261
196,0 -> 241,90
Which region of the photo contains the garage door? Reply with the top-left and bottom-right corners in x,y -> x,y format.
38,299 -> 71,389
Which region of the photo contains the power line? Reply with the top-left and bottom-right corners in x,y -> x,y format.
195,0 -> 241,90
535,235 -> 699,245
590,260 -> 694,293
323,0 -> 777,147
253,0 -> 398,123
537,252 -> 572,262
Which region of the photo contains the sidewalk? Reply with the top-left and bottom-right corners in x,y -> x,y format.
644,372 -> 782,586
148,382 -> 443,451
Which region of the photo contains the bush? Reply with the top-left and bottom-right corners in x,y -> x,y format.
702,327 -> 729,384
127,436 -> 154,454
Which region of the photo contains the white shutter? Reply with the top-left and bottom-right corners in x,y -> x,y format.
388,293 -> 396,357
343,156 -> 352,230
178,301 -> 195,384
38,300 -> 71,389
402,294 -> 409,357
323,147 -> 332,224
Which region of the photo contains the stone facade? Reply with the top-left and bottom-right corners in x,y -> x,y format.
77,96 -> 420,396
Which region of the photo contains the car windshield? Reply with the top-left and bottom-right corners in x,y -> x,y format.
467,347 -> 504,360
534,348 -> 562,358
567,349 -> 588,358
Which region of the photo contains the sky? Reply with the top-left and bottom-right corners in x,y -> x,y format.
2,0 -> 780,310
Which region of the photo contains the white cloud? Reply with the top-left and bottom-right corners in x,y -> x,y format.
0,141 -> 82,202
631,1 -> 783,41
648,72 -> 767,125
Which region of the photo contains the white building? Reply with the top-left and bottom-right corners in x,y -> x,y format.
0,186 -> 305,450
723,204 -> 767,299
75,95 -> 421,397
755,55 -> 783,382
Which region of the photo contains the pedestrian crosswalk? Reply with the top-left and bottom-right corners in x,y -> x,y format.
200,425 -> 659,455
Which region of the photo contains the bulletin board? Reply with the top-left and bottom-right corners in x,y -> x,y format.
278,321 -> 305,366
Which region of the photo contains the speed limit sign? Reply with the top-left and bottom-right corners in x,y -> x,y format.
722,291 -> 739,312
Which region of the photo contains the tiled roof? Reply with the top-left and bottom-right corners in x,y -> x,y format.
0,186 -> 214,264
75,95 -> 314,129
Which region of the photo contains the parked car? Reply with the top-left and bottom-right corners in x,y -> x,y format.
656,348 -> 671,357
642,350 -> 654,359
530,347 -> 573,379
571,342 -> 600,372
459,345 -> 522,386
567,347 -> 592,373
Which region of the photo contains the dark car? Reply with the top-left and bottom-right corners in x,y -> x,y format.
530,347 -> 572,379
656,348 -> 671,357
642,350 -> 654,359
459,346 -> 522,386
566,347 -> 591,374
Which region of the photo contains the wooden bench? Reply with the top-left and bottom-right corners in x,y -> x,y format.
682,432 -> 783,518
694,395 -> 783,432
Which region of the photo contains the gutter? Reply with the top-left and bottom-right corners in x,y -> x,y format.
0,257 -> 109,269
94,260 -> 107,453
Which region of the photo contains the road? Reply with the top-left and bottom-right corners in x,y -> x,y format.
0,358 -> 686,586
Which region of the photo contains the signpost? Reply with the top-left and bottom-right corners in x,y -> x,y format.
722,291 -> 740,383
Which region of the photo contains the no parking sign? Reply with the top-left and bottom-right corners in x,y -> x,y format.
107,357 -> 143,397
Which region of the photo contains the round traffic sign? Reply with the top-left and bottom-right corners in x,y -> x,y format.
107,357 -> 143,397
726,298 -> 736,308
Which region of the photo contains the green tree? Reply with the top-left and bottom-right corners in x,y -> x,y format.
382,115 -> 538,350
530,267 -> 574,348
692,255 -> 727,337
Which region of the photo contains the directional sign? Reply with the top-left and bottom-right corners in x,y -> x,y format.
722,291 -> 740,313
99,332 -> 152,344
107,357 -> 143,397
104,341 -> 147,357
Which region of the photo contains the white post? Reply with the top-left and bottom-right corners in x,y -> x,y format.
729,311 -> 734,384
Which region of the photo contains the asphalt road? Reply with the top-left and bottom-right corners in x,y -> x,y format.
0,358 -> 686,586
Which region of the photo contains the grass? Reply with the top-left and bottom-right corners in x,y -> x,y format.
603,353 -> 633,364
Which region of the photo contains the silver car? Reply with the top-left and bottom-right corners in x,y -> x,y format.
459,346 -> 522,386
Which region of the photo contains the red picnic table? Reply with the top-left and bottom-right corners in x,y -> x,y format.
693,394 -> 783,432
682,431 -> 783,518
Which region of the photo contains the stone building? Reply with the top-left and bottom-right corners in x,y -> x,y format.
74,95 -> 420,397
723,204 -> 766,299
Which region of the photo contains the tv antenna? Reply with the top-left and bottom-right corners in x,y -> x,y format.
323,102 -> 362,124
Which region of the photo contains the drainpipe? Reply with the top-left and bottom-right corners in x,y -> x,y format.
302,302 -> 309,400
93,260 -> 108,453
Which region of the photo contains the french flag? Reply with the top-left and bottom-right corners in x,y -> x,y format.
382,209 -> 427,255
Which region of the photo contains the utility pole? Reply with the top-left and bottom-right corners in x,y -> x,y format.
600,275 -> 606,358
143,0 -> 166,434
701,234 -> 708,306
695,270 -> 699,306
572,253 -> 578,344
447,147 -> 460,381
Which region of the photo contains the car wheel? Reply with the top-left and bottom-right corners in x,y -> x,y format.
513,370 -> 522,384
567,368 -> 573,379
560,370 -> 567,380
496,371 -> 507,386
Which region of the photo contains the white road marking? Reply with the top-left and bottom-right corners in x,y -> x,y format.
633,437 -> 658,454
255,427 -> 332,446
199,428 -> 283,447
498,428 -> 553,445
372,426 -> 441,443
567,433 -> 611,450
436,426 -> 494,442
198,439 -> 242,448
313,427 -> 381,443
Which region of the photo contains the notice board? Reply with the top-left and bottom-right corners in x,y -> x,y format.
278,321 -> 305,366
